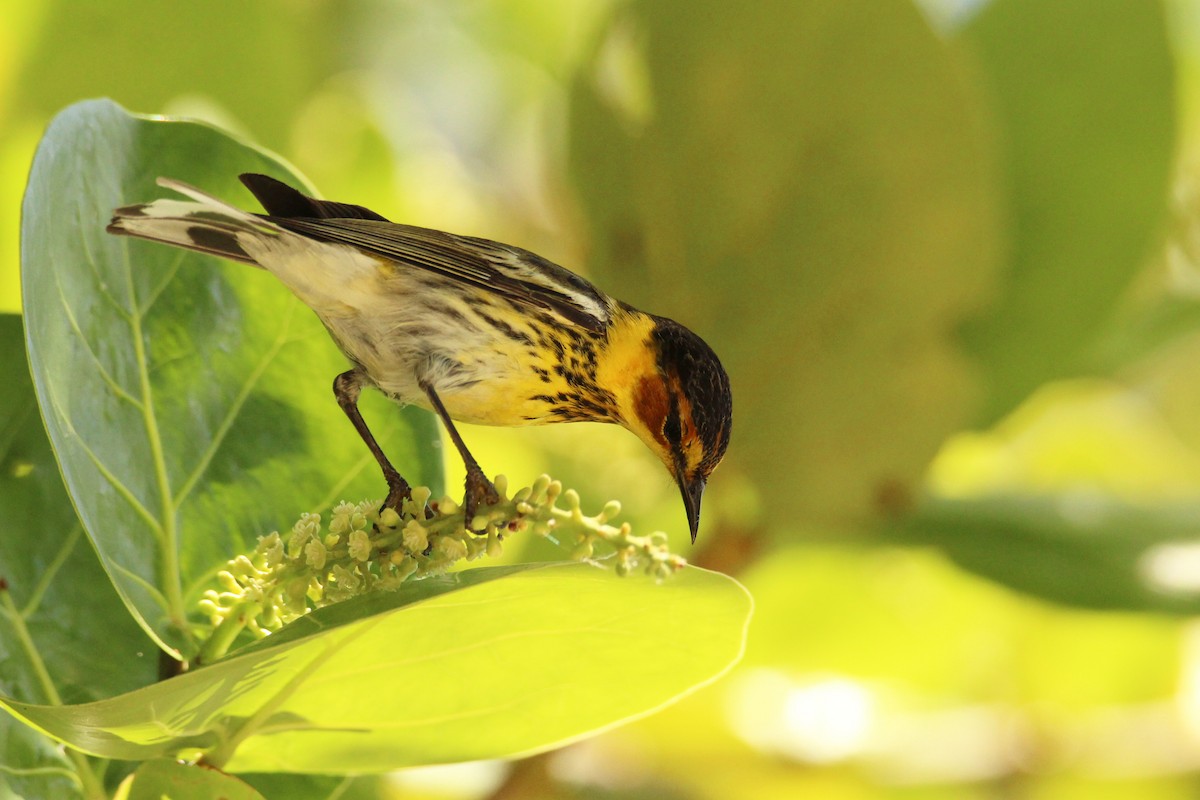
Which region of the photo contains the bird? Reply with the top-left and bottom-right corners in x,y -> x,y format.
107,174 -> 732,542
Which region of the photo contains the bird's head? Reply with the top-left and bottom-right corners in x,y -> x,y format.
625,316 -> 732,543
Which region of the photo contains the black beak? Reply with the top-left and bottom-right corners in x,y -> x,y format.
677,472 -> 706,544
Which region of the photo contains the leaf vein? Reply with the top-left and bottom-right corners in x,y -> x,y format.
109,560 -> 172,616
79,213 -> 132,322
20,525 -> 84,619
120,230 -> 188,638
136,248 -> 188,317
52,264 -> 143,408
43,379 -> 163,538
311,419 -> 398,512
172,301 -> 298,510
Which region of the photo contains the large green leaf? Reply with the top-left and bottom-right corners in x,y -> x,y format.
0,313 -> 155,799
960,0 -> 1176,421
892,494 -> 1200,614
20,99 -> 443,659
0,562 -> 752,774
569,0 -> 1002,528
0,313 -> 155,703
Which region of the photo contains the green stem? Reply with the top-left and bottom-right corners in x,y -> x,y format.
195,601 -> 259,665
126,267 -> 191,652
1,589 -> 60,706
0,586 -> 107,800
20,525 -> 84,619
63,752 -> 103,799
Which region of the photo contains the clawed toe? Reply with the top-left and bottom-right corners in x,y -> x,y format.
380,477 -> 413,515
462,470 -> 500,533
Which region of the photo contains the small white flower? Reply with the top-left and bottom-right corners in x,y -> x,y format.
348,529 -> 372,562
304,538 -> 327,570
402,519 -> 428,554
289,512 -> 322,557
434,535 -> 468,562
327,564 -> 362,602
256,532 -> 284,567
329,501 -> 356,535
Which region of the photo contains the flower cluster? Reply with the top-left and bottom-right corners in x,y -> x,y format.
196,475 -> 686,662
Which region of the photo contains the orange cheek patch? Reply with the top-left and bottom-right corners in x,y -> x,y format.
676,397 -> 704,473
633,376 -> 670,445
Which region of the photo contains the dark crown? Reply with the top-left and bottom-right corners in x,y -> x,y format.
650,316 -> 732,472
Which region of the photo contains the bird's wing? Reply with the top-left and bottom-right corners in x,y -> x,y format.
237,173 -> 610,332
270,217 -> 611,332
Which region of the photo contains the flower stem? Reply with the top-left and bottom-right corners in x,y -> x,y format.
194,476 -> 686,662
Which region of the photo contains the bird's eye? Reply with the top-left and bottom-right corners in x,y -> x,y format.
662,407 -> 682,444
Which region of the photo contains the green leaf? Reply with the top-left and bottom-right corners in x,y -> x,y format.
19,99 -> 443,659
0,562 -> 751,774
116,759 -> 264,800
960,0 -> 1176,421
0,717 -> 82,800
892,494 -> 1200,614
569,0 -> 1003,527
0,314 -> 155,701
0,313 -> 155,799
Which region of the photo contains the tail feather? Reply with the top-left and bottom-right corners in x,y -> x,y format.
107,178 -> 284,267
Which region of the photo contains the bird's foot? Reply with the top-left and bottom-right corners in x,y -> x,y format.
380,473 -> 413,515
462,469 -> 501,534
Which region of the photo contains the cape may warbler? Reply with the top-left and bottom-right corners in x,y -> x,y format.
107,175 -> 731,542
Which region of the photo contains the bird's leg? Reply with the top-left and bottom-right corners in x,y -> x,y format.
419,379 -> 499,532
334,369 -> 411,511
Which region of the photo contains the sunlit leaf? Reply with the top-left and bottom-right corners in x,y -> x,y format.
239,772 -> 387,800
20,99 -> 443,658
115,759 -> 264,800
1,562 -> 752,774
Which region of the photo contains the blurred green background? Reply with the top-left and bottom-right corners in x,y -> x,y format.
9,0 -> 1200,797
